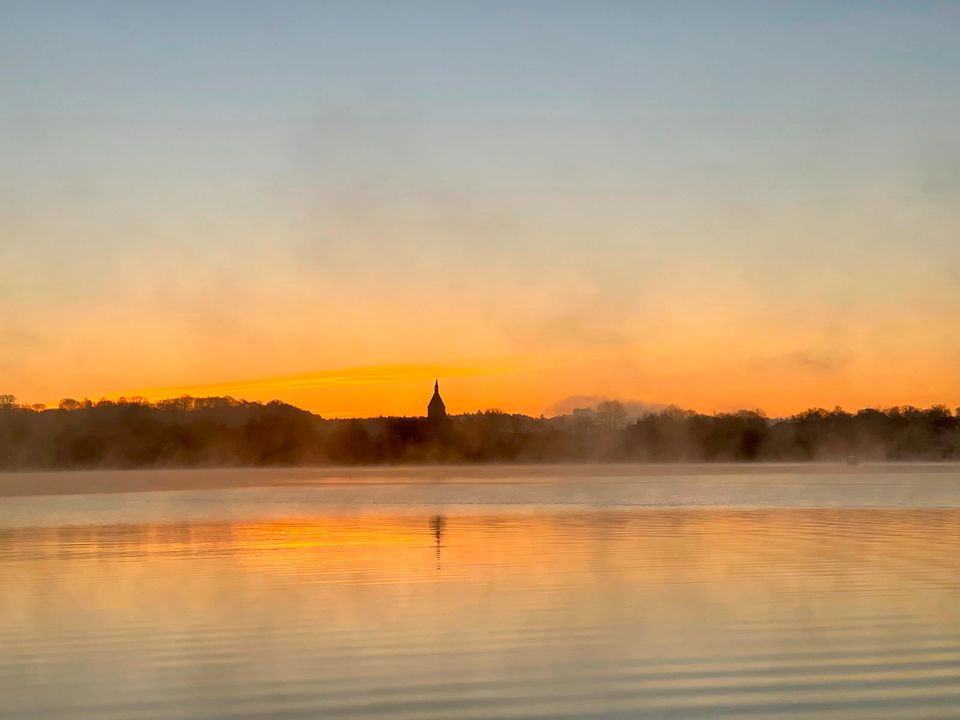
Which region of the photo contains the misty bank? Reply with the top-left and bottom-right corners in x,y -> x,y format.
2,397 -> 960,471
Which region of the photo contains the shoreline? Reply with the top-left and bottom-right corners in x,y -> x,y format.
3,461 -> 960,499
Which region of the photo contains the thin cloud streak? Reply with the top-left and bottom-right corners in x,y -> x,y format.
110,363 -> 519,414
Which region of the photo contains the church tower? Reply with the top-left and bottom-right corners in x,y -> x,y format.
427,379 -> 447,420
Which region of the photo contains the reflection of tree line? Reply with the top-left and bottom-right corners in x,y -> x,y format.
1,395 -> 959,468
0,517 -> 453,563
0,522 -> 240,562
8,511 -> 960,587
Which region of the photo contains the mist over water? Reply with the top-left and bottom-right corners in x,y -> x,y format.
2,466 -> 960,719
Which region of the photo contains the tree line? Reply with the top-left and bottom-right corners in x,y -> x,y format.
1,394 -> 959,469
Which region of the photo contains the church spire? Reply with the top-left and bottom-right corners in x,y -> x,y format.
428,379 -> 447,420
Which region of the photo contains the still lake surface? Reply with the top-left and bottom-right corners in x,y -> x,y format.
2,464 -> 960,719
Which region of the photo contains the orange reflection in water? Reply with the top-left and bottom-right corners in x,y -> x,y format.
5,509 -> 960,591
4,510 -> 960,719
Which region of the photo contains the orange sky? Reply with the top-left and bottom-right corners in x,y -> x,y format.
8,254 -> 960,418
102,335 -> 957,419
3,4 -> 959,418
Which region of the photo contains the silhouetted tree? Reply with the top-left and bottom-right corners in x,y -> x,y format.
0,396 -> 957,469
596,401 -> 628,431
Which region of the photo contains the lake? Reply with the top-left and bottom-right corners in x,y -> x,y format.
2,464 -> 960,719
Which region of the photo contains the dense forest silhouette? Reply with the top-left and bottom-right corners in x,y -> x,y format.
0,394 -> 958,469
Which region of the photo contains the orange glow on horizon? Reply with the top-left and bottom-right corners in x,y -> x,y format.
84,347 -> 960,420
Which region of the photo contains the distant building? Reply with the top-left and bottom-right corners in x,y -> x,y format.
427,379 -> 447,420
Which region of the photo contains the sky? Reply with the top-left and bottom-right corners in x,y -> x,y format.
2,1 -> 959,417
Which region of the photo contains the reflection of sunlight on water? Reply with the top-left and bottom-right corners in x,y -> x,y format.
2,503 -> 960,718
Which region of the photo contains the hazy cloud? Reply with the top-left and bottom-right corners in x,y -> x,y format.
547,395 -> 668,419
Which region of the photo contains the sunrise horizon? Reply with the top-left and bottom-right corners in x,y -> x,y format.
4,3 -> 959,428
8,364 -> 959,421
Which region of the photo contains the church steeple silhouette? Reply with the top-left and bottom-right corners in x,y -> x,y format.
427,379 -> 447,420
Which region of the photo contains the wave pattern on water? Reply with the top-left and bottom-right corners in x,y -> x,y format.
2,499 -> 960,719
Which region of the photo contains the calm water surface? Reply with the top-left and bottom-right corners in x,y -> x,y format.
2,466 -> 960,719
